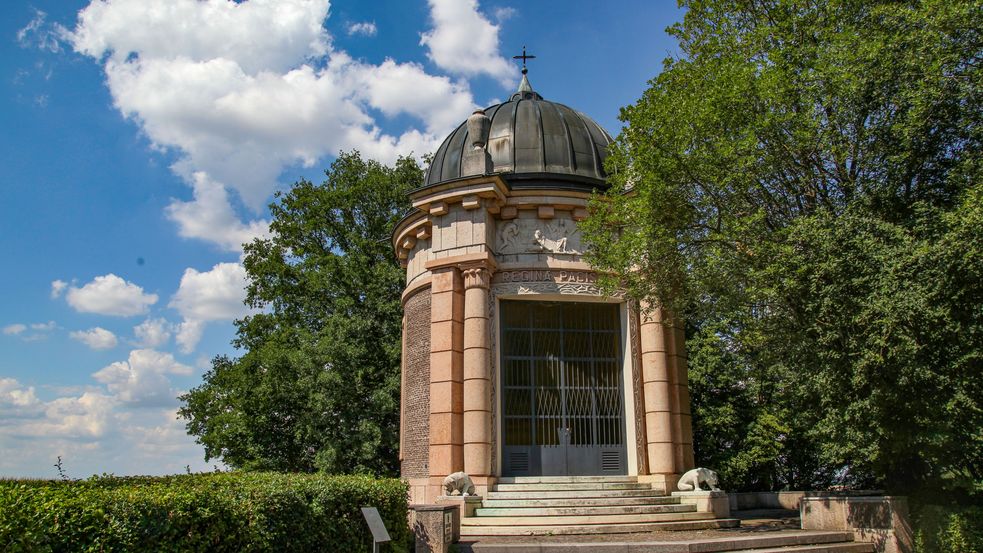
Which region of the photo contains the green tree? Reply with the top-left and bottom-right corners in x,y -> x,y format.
179,152 -> 421,475
583,0 -> 981,495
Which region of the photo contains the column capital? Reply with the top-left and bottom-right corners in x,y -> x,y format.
461,266 -> 491,290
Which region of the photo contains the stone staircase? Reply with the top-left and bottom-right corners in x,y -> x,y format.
460,475 -> 739,537
457,476 -> 875,553
459,476 -> 874,552
459,532 -> 875,552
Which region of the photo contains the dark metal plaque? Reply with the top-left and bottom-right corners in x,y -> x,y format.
360,507 -> 391,543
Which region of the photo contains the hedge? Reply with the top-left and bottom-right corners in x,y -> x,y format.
0,472 -> 409,553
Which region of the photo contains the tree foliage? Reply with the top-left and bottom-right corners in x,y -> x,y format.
179,152 -> 420,475
583,0 -> 981,496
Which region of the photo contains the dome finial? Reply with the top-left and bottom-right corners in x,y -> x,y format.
512,46 -> 536,94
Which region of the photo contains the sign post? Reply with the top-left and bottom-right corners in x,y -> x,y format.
360,507 -> 391,553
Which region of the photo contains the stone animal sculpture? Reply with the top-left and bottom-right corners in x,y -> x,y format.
442,471 -> 476,496
677,467 -> 722,492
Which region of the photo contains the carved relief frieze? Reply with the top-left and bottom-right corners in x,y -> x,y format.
513,282 -> 603,296
497,216 -> 584,255
491,269 -> 621,298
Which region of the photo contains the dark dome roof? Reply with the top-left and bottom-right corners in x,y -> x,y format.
424,77 -> 614,190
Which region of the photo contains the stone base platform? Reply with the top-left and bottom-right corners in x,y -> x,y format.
456,528 -> 873,553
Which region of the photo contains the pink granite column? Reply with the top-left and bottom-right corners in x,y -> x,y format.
461,265 -> 492,482
639,304 -> 676,482
671,318 -> 695,470
429,267 -> 464,487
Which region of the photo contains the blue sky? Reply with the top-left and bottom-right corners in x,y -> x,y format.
0,0 -> 681,478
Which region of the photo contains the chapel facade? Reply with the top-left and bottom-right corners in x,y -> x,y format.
394,72 -> 695,505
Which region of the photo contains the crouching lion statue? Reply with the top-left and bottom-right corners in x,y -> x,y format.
677,467 -> 722,492
442,471 -> 476,496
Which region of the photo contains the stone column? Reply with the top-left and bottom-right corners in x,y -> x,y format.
671,319 -> 695,470
666,317 -> 686,472
429,267 -> 465,491
461,265 -> 492,484
639,304 -> 676,488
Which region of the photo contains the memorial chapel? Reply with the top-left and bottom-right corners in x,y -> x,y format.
394,68 -> 695,506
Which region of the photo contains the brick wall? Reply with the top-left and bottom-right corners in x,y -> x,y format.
401,288 -> 431,479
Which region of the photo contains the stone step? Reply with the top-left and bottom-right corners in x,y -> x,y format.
461,510 -> 716,527
458,531 -> 867,551
682,532 -> 866,553
496,475 -> 638,484
730,544 -> 874,553
492,482 -> 652,492
459,517 -> 740,537
475,503 -> 695,517
486,488 -> 669,500
481,496 -> 679,508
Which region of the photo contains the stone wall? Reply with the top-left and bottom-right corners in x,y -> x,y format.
401,288 -> 432,479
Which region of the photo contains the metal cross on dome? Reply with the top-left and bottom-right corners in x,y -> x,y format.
513,46 -> 536,74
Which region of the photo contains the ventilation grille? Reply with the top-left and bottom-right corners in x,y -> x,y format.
601,451 -> 622,473
508,451 -> 530,474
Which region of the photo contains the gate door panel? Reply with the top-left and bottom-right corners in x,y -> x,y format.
501,300 -> 627,476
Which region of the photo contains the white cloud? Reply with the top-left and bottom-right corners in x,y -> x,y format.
71,0 -> 331,74
51,279 -> 68,298
118,408 -> 217,466
4,322 -> 56,341
16,8 -> 69,53
420,0 -> 515,85
169,262 -> 254,353
66,274 -> 158,317
133,318 -> 173,348
3,324 -> 26,336
170,263 -> 252,322
0,378 -> 43,418
65,0 -> 479,251
175,320 -> 206,355
352,58 -> 477,134
0,381 -> 215,478
347,21 -> 377,37
0,389 -> 116,440
0,405 -> 216,478
493,7 -> 516,22
37,392 -> 116,438
70,327 -> 119,350
92,349 -> 192,406
165,172 -> 270,252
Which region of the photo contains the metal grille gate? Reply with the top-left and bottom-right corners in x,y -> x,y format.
500,300 -> 627,476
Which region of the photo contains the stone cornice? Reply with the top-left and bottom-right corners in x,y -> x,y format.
409,175 -> 509,213
424,251 -> 497,273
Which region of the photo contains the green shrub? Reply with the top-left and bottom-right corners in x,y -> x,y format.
0,473 -> 409,553
914,505 -> 983,553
